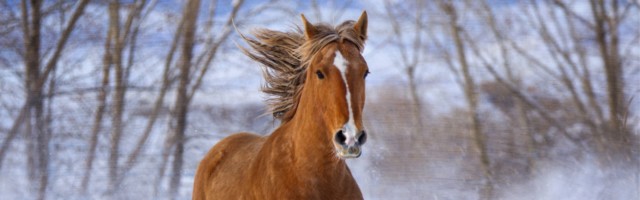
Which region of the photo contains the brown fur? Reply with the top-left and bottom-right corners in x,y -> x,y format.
193,11 -> 369,200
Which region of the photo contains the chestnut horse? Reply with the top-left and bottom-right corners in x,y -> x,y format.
193,11 -> 369,200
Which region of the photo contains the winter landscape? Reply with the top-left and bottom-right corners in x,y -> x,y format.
1,0 -> 639,199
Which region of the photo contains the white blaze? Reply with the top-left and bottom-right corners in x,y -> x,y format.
333,51 -> 358,146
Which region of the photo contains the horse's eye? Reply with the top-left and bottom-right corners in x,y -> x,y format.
364,70 -> 370,79
316,70 -> 325,79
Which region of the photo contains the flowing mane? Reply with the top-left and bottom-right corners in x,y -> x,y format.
240,20 -> 366,122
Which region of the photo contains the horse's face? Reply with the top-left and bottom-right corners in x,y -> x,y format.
302,12 -> 369,159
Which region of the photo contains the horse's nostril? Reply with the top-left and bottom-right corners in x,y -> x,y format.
334,130 -> 346,145
357,130 -> 367,145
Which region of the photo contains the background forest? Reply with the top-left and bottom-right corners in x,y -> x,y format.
1,0 -> 639,199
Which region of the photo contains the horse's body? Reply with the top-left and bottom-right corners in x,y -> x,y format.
193,12 -> 369,200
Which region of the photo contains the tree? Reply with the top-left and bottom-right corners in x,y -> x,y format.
0,1 -> 89,199
78,0 -> 150,193
167,0 -> 200,198
382,0 -> 428,132
510,0 -> 637,163
151,0 -> 248,198
434,1 -> 493,199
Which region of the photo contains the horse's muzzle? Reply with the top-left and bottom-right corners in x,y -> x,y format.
334,129 -> 366,159
337,145 -> 361,158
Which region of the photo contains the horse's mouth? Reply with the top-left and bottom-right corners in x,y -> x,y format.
336,145 -> 361,159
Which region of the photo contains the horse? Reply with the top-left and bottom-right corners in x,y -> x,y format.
193,11 -> 370,200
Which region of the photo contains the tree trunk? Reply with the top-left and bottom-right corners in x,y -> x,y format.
169,0 -> 200,198
382,0 -> 426,134
81,14 -> 114,193
108,1 -> 125,193
1,2 -> 88,199
406,67 -> 424,134
118,8 -> 181,187
589,0 -> 631,163
21,0 -> 48,199
440,1 -> 493,199
477,0 -> 536,175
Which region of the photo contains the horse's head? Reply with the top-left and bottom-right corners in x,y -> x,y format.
299,12 -> 369,159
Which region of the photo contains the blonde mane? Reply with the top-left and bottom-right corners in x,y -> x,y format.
240,20 -> 366,122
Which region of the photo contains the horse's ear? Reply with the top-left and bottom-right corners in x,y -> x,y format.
353,11 -> 368,41
301,14 -> 318,40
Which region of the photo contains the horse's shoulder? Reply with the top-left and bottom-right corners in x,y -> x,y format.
223,132 -> 263,143
205,132 -> 263,160
199,133 -> 262,166
193,132 -> 265,199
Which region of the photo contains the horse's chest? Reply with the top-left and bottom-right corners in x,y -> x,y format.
252,172 -> 362,200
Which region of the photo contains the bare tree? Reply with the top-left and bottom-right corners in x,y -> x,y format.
511,0 -> 636,162
460,0 -> 638,176
582,0 -> 633,159
22,2 -> 47,197
0,1 -> 89,199
80,2 -> 115,193
116,0 -> 175,189
150,0 -> 249,198
476,0 -> 537,170
97,0 -> 149,194
167,0 -> 201,198
106,1 -> 124,193
435,1 -> 493,199
383,0 -> 428,132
